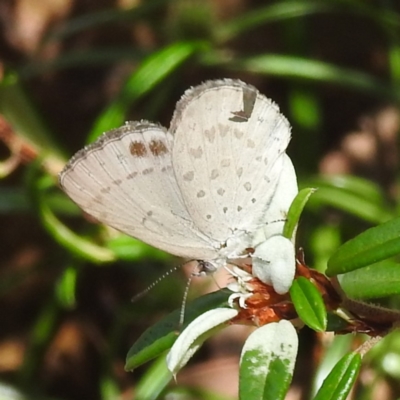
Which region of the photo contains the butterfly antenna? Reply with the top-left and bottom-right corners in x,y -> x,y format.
131,263 -> 183,303
179,260 -> 219,327
179,275 -> 194,327
266,218 -> 286,225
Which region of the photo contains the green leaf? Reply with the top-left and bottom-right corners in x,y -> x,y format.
239,321 -> 298,400
310,336 -> 354,397
289,89 -> 321,130
203,53 -> 399,101
216,2 -> 400,45
29,169 -> 116,264
216,2 -> 336,43
106,235 -> 170,261
327,217 -> 400,276
326,313 -> 354,333
55,266 -> 78,308
19,298 -> 60,383
134,356 -> 173,400
310,225 -> 342,273
283,187 -> 316,240
20,47 -> 147,78
41,198 -> 116,263
0,72 -> 65,173
125,289 -> 230,370
306,175 -> 389,208
313,352 -> 361,400
305,175 -> 392,224
340,260 -> 400,299
290,277 -> 327,332
89,41 -> 208,141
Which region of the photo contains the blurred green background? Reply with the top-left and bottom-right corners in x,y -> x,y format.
0,0 -> 400,399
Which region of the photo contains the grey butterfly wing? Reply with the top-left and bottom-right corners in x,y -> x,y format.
170,79 -> 291,244
59,122 -> 217,260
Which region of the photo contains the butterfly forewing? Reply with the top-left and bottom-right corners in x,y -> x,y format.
170,80 -> 291,243
59,122 -> 218,259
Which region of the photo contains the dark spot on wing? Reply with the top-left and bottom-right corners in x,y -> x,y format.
149,140 -> 168,156
130,141 -> 147,157
229,86 -> 257,122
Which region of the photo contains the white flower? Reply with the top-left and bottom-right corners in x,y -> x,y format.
226,266 -> 254,308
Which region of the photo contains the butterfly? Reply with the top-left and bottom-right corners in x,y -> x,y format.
59,79 -> 297,292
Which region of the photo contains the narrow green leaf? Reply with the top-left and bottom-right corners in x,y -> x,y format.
89,41 -> 208,141
306,175 -> 389,208
135,356 -> 173,400
0,72 -> 65,175
305,174 -> 393,224
283,187 -> 316,240
239,321 -> 298,400
310,225 -> 342,273
0,72 -> 62,156
125,289 -> 230,370
29,170 -> 116,264
389,43 -> 400,85
290,277 -> 327,332
340,260 -> 400,299
20,47 -> 147,78
311,336 -> 353,397
203,53 -> 399,101
313,352 -> 361,400
289,89 -> 321,130
19,299 -> 60,383
55,266 -> 78,308
100,374 -> 120,400
106,235 -> 170,261
306,186 -> 392,224
40,196 -> 116,263
327,217 -> 400,276
127,332 -> 178,372
216,2 -> 400,45
216,2 -> 336,43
